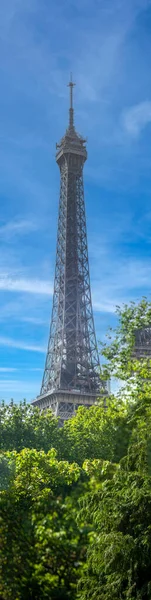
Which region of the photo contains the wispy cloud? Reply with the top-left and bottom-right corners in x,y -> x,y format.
122,100 -> 151,138
0,218 -> 40,240
0,367 -> 17,372
0,275 -> 53,295
0,379 -> 40,396
0,0 -> 150,202
93,299 -> 117,314
0,336 -> 46,353
91,235 -> 151,315
0,366 -> 42,372
28,367 -> 43,371
19,316 -> 48,325
0,297 -> 50,327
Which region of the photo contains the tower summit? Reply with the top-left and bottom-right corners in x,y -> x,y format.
68,73 -> 75,129
32,78 -> 106,423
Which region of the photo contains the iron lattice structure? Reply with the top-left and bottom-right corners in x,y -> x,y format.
33,79 -> 106,421
134,327 -> 151,358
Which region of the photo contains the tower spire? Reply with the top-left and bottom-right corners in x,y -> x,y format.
68,73 -> 75,130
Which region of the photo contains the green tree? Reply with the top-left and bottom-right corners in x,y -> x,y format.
79,299 -> 151,600
79,424 -> 151,600
1,299 -> 151,599
0,399 -> 130,465
61,398 -> 130,465
0,402 -> 60,452
0,448 -> 89,600
101,297 -> 151,381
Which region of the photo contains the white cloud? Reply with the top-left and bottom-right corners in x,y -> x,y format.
0,0 -> 150,205
0,218 -> 39,239
0,275 -> 53,295
93,299 -> 117,314
0,366 -> 42,372
91,235 -> 151,315
0,336 -> 46,353
122,100 -> 151,138
19,316 -> 48,325
0,297 -> 50,328
0,379 -> 39,395
28,367 -> 43,371
0,367 -> 17,372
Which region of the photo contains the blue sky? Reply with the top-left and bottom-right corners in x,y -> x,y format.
1,0 -> 151,402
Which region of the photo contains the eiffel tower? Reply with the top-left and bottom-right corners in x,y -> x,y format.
32,77 -> 106,423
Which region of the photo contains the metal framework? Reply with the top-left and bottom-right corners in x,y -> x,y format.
33,78 -> 106,420
134,327 -> 151,358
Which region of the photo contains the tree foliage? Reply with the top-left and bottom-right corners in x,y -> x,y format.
0,449 -> 89,599
79,423 -> 151,600
0,402 -> 59,453
0,399 -> 130,465
101,297 -> 151,381
1,299 -> 151,599
79,298 -> 151,600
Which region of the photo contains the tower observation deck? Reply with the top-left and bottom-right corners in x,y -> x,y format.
32,77 -> 107,423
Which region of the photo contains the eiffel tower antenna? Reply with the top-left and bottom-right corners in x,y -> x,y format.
68,72 -> 75,129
